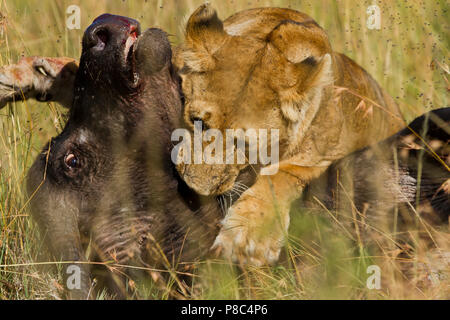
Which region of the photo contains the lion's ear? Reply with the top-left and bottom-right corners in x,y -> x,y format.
278,53 -> 333,122
268,20 -> 331,64
185,3 -> 226,53
268,20 -> 334,130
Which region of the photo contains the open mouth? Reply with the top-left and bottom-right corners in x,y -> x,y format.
123,27 -> 141,85
124,27 -> 139,65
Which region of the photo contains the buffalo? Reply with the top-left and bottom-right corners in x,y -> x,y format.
2,14 -> 223,299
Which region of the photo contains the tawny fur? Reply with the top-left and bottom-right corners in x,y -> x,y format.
175,5 -> 404,265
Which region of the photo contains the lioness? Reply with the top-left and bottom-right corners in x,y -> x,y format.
175,5 -> 404,265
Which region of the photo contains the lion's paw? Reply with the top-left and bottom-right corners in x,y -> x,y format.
210,195 -> 289,266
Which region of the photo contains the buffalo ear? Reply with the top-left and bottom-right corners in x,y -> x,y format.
185,3 -> 226,53
135,28 -> 172,74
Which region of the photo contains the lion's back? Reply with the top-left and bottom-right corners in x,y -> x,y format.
224,7 -> 317,37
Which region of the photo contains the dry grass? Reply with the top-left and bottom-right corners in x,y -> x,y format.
0,0 -> 448,299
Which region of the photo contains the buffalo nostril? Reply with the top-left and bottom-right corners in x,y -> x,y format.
96,30 -> 109,45
90,28 -> 109,51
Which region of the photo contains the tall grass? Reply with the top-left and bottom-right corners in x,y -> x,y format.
0,0 -> 448,299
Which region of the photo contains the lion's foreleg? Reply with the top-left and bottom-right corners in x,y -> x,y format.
212,163 -> 327,265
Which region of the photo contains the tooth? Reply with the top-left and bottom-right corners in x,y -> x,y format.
36,66 -> 48,77
124,36 -> 135,62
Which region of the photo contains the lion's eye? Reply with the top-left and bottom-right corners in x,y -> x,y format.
190,116 -> 202,124
64,153 -> 79,169
301,56 -> 317,66
190,116 -> 209,130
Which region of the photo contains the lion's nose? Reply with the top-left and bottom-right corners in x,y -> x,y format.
84,14 -> 140,51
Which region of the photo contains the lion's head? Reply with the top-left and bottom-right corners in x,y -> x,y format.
174,5 -> 334,196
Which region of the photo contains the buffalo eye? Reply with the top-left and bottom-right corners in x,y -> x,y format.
64,153 -> 79,169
